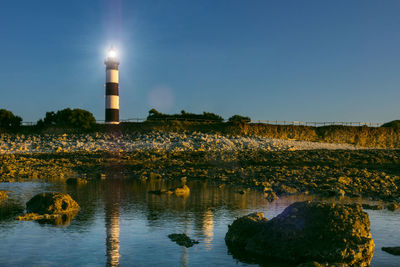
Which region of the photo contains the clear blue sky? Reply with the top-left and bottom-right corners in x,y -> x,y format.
1,0 -> 400,122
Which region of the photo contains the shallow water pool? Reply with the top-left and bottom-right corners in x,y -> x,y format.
0,179 -> 399,266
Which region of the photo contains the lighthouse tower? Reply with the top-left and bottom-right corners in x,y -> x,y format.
104,47 -> 120,124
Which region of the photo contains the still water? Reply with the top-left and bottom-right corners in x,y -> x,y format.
0,179 -> 399,267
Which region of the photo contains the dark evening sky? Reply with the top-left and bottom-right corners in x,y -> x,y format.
1,0 -> 400,122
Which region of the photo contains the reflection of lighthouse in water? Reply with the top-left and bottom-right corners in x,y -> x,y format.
201,210 -> 214,250
105,181 -> 121,266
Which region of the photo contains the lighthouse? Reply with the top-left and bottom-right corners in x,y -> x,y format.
105,47 -> 120,124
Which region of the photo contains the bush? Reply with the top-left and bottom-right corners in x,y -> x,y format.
382,120 -> 400,129
0,109 -> 22,128
147,109 -> 224,123
228,115 -> 251,124
37,108 -> 96,129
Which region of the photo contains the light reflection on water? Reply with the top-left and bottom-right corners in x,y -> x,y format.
0,179 -> 399,266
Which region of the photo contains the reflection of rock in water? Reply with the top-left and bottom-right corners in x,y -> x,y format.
38,210 -> 79,226
0,200 -> 24,221
104,180 -> 121,267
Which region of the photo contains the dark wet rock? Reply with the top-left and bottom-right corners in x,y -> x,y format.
168,233 -> 199,248
263,188 -> 278,202
225,201 -> 374,266
235,190 -> 246,195
66,178 -> 88,185
362,204 -> 384,210
225,212 -> 268,249
149,189 -> 173,195
276,185 -> 298,195
18,193 -> 80,225
149,185 -> 190,196
386,202 -> 399,211
382,246 -> 400,255
26,192 -> 80,214
297,262 -> 347,267
149,172 -> 162,179
334,188 -> 345,198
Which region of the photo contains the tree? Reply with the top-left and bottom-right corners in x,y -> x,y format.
0,109 -> 22,128
146,109 -> 224,122
382,120 -> 400,129
38,108 -> 96,129
228,115 -> 251,124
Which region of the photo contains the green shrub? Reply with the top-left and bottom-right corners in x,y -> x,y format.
382,120 -> 400,129
146,109 -> 224,123
0,109 -> 22,128
38,108 -> 96,129
228,115 -> 251,124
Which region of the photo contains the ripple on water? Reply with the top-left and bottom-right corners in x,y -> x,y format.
0,179 -> 398,266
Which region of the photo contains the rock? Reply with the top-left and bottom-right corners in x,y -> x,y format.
149,172 -> 162,179
382,246 -> 400,255
386,202 -> 399,211
235,190 -> 246,195
297,262 -> 347,267
26,192 -> 80,215
362,204 -> 384,210
168,233 -> 199,247
264,188 -> 278,202
0,191 -> 8,201
335,188 -> 345,198
337,176 -> 351,185
173,185 -> 190,196
149,185 -> 190,196
66,178 -> 88,185
149,189 -> 173,195
225,212 -> 268,249
276,185 -> 298,195
225,201 -> 374,266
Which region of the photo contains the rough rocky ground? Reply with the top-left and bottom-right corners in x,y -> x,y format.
0,132 -> 363,154
1,149 -> 400,203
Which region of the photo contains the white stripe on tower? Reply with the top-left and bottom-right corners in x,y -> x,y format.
104,47 -> 120,124
106,95 -> 119,109
106,70 -> 119,83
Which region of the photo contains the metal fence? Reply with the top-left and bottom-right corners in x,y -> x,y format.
252,120 -> 382,127
21,119 -> 383,127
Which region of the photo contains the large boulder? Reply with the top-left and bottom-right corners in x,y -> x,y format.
225,201 -> 374,266
26,192 -> 80,214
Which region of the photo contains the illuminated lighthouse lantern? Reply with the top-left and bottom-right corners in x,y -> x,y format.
105,47 -> 120,124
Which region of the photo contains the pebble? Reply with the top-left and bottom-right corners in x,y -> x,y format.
0,132 -> 363,154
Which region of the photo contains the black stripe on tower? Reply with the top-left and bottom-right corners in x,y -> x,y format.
106,83 -> 119,95
105,62 -> 119,70
106,109 -> 119,122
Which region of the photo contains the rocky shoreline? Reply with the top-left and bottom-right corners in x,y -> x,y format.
0,132 -> 364,154
1,147 -> 400,204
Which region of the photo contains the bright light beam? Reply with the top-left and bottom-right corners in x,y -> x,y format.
108,47 -> 117,58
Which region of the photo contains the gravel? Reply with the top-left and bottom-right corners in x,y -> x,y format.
0,132 -> 363,154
